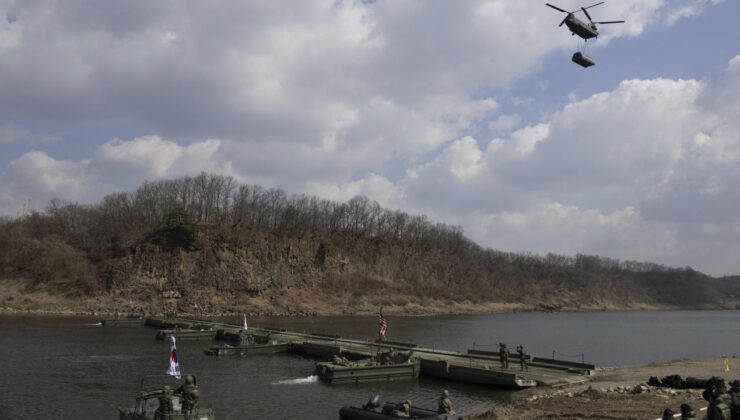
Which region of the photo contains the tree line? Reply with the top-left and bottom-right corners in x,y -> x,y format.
1,172 -> 704,276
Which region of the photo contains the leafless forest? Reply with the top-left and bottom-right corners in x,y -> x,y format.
1,173 -> 739,313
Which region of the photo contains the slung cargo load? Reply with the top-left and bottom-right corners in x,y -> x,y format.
572,52 -> 596,68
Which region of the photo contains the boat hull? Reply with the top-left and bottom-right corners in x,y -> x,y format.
420,359 -> 536,388
315,360 -> 421,385
204,343 -> 289,356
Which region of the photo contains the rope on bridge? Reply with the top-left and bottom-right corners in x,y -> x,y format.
552,350 -> 586,364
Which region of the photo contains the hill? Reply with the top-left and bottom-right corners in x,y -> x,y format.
1,173 -> 738,315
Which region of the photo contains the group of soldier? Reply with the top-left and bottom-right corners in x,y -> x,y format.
154,374 -> 200,419
499,343 -> 530,372
390,390 -> 456,418
660,377 -> 740,420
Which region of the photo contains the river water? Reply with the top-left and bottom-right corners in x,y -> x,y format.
1,310 -> 739,419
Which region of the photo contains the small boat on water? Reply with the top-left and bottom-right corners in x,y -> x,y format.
118,374 -> 215,420
204,342 -> 289,356
102,316 -> 145,326
315,356 -> 421,385
339,396 -> 462,420
155,327 -> 220,341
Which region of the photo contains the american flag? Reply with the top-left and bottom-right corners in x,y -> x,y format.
378,312 -> 388,340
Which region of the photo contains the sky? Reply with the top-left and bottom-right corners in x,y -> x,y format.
1,0 -> 739,276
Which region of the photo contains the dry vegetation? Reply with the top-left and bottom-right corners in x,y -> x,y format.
1,173 -> 740,315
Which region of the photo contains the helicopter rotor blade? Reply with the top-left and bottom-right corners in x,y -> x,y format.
595,20 -> 625,24
545,3 -> 568,13
581,7 -> 593,22
559,16 -> 568,27
580,1 -> 605,12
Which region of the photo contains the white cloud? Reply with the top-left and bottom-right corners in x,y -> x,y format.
467,203 -> 682,262
92,135 -> 229,186
0,124 -> 57,144
664,0 -> 725,26
304,174 -> 401,208
0,151 -> 112,215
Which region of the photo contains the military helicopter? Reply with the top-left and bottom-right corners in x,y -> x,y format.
546,2 -> 625,68
546,2 -> 624,41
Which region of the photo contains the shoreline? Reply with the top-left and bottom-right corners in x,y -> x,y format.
491,357 -> 734,419
0,303 -> 735,319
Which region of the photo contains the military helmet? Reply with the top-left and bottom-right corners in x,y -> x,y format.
442,390 -> 449,397
732,380 -> 740,388
185,375 -> 194,385
163,385 -> 172,394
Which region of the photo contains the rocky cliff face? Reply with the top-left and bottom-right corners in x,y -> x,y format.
1,222 -> 735,316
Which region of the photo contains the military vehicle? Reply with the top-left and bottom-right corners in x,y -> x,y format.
315,352 -> 421,385
204,342 -> 289,356
546,1 -> 624,67
546,2 -> 624,40
339,395 -> 463,420
102,316 -> 145,326
155,327 -> 218,341
118,374 -> 215,420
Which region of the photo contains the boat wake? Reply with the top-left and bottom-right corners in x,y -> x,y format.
272,375 -> 318,385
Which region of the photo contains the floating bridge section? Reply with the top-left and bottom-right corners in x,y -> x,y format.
107,316 -> 594,388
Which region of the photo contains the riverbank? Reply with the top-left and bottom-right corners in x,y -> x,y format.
0,277 -> 701,317
490,357 -> 734,419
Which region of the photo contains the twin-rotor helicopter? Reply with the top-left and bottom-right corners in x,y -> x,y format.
546,1 -> 625,67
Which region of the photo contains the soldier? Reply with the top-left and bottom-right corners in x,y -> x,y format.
729,380 -> 740,420
517,345 -> 529,372
499,343 -> 509,369
154,385 -> 173,420
437,390 -> 455,415
679,403 -> 696,419
331,354 -> 350,366
382,347 -> 397,365
391,400 -> 411,418
704,377 -> 731,420
661,408 -> 674,420
175,375 -> 199,414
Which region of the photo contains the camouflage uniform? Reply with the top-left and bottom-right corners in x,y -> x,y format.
704,377 -> 731,420
382,348 -> 397,365
332,355 -> 350,366
437,390 -> 455,415
679,403 -> 696,419
517,345 -> 529,372
176,375 -> 199,414
729,380 -> 740,420
154,386 -> 173,420
499,343 -> 509,369
391,400 -> 411,418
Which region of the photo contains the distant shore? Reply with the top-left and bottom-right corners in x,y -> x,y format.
0,297 -> 733,320
0,302 -> 725,319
